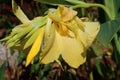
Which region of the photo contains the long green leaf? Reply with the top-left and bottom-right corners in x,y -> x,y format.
0,62 -> 5,80
117,0 -> 120,17
97,18 -> 120,46
95,60 -> 103,76
104,0 -> 120,19
34,0 -> 72,6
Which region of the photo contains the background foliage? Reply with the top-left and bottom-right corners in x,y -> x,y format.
0,0 -> 120,80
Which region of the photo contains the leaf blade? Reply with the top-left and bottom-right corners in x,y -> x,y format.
34,0 -> 72,6
97,18 -> 120,46
0,62 -> 5,80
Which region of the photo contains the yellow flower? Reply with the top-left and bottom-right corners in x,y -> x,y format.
40,6 -> 100,68
1,0 -> 100,68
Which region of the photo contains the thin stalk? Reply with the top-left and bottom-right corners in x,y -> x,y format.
114,34 -> 120,54
71,3 -> 112,20
90,72 -> 93,80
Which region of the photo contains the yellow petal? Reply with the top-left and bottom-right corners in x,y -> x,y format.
56,31 -> 86,68
57,23 -> 70,36
74,16 -> 85,31
41,21 -> 55,56
107,51 -> 112,56
12,0 -> 30,23
84,22 -> 100,47
40,29 -> 86,68
40,30 -> 60,64
77,29 -> 88,48
57,6 -> 77,22
67,20 -> 88,49
55,60 -> 64,70
67,20 -> 100,49
48,12 -> 63,23
26,27 -> 44,66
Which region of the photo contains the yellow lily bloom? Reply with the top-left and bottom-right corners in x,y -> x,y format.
1,0 -> 100,68
40,6 -> 100,68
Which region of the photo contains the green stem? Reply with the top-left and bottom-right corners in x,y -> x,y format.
114,34 -> 120,54
71,3 -> 112,20
90,72 -> 93,80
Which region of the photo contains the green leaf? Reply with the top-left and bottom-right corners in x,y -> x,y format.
18,51 -> 27,63
95,60 -> 103,76
34,0 -> 72,6
31,63 -> 40,73
43,64 -> 52,72
91,42 -> 104,56
97,18 -> 120,46
0,62 -> 5,80
112,42 -> 120,65
104,0 -> 120,18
